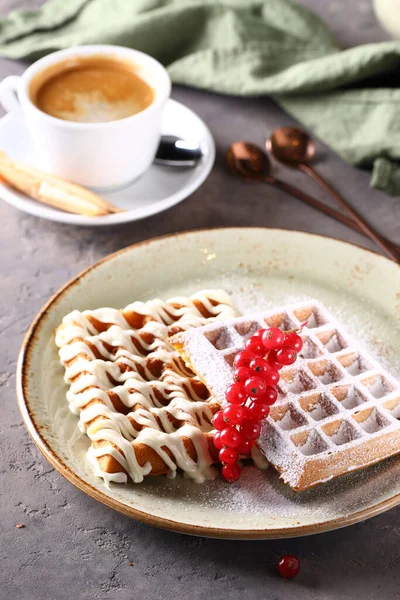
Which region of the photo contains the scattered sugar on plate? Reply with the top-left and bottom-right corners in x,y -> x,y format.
136,455 -> 400,522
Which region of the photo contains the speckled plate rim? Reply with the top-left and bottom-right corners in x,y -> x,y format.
16,227 -> 400,539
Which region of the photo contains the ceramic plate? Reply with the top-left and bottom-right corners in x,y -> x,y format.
0,99 -> 214,226
17,228 -> 400,539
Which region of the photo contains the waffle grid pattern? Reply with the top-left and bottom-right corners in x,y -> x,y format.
172,301 -> 400,491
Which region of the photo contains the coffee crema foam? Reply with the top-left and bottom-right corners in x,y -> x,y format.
30,55 -> 154,123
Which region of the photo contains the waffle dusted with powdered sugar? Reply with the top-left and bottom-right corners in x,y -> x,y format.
55,290 -> 238,485
171,300 -> 400,491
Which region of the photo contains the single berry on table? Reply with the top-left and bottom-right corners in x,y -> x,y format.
222,462 -> 241,483
212,410 -> 226,431
226,383 -> 247,405
276,345 -> 297,366
240,419 -> 262,440
277,555 -> 300,579
218,447 -> 238,465
220,426 -> 241,448
284,332 -> 303,353
244,376 -> 266,398
244,336 -> 265,357
261,327 -> 285,351
222,404 -> 244,425
234,350 -> 255,369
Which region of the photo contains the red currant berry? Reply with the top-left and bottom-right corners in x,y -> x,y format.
226,383 -> 247,405
264,368 -> 280,386
244,376 -> 266,398
247,401 -> 270,420
248,357 -> 270,378
213,431 -> 224,450
222,405 -> 244,426
258,385 -> 278,406
284,332 -> 303,352
267,350 -> 284,371
244,336 -> 265,357
212,410 -> 226,431
233,366 -> 251,385
218,447 -> 238,465
261,327 -> 285,351
240,419 -> 261,440
253,328 -> 267,338
222,463 -> 241,483
233,350 -> 255,369
276,345 -> 297,366
220,427 -> 241,448
277,555 -> 300,579
241,405 -> 254,420
237,438 -> 255,454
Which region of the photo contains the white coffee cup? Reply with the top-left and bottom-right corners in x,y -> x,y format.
0,45 -> 171,189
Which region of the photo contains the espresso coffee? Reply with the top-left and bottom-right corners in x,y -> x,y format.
30,55 -> 154,123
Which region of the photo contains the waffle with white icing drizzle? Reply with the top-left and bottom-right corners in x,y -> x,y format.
171,300 -> 400,491
55,290 -> 238,485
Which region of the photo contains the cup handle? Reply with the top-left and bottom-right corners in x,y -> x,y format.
0,75 -> 23,114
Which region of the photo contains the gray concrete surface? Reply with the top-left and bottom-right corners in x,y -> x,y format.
1,1 -> 399,599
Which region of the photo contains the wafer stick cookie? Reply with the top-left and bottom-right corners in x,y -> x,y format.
55,290 -> 238,483
0,150 -> 121,216
90,426 -> 219,484
170,300 -> 400,491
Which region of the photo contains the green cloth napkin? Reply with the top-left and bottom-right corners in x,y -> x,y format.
1,0 -> 400,195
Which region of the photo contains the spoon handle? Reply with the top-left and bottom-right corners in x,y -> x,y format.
298,164 -> 400,263
266,176 -> 400,254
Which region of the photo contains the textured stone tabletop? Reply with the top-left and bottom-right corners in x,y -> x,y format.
1,1 -> 399,599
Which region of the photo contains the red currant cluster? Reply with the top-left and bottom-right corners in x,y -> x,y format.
212,326 -> 303,482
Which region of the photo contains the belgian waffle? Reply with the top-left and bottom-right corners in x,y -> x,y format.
55,290 -> 237,485
171,300 -> 400,491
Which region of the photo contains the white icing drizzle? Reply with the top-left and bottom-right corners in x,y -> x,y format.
56,290 -> 237,484
89,424 -> 216,484
81,396 -> 216,439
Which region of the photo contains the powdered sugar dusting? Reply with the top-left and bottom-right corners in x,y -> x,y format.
230,281 -> 400,379
174,297 -> 400,491
132,455 -> 400,523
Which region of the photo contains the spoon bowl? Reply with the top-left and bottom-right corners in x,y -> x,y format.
154,135 -> 202,167
267,127 -> 315,166
227,141 -> 272,178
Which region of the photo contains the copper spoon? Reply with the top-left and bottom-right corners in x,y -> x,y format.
227,141 -> 349,214
227,141 -> 400,253
267,128 -> 400,263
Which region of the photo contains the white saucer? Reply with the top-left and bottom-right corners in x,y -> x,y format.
0,99 -> 215,226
